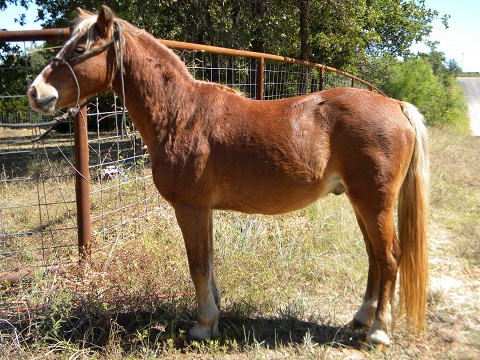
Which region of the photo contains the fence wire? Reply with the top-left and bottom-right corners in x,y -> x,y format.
1,39 -> 375,276
0,41 -> 162,275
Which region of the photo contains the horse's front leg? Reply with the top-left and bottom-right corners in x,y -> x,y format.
174,202 -> 220,340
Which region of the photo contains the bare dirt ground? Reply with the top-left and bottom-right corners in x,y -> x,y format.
418,127 -> 480,359
332,225 -> 480,359
424,224 -> 480,359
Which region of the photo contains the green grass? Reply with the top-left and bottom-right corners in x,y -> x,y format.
1,125 -> 479,359
428,126 -> 480,266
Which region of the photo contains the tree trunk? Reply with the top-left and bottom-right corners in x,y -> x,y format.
299,0 -> 310,95
249,0 -> 267,99
300,0 -> 310,61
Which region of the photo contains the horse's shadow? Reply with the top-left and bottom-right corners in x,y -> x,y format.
71,299 -> 366,351
216,312 -> 367,350
2,297 -> 368,352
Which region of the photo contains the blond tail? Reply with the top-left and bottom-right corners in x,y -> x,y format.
397,101 -> 429,332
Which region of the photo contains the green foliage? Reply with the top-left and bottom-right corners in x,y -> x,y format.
382,57 -> 445,124
446,59 -> 462,75
0,43 -> 52,117
2,0 -> 444,73
460,72 -> 480,78
3,0 -> 467,128
377,54 -> 469,127
306,0 -> 443,72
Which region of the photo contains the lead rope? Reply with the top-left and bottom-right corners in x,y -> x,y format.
32,99 -> 90,142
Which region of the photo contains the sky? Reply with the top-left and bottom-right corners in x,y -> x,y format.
1,1 -> 479,72
410,0 -> 480,73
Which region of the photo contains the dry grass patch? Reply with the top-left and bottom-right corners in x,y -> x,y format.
0,125 -> 479,359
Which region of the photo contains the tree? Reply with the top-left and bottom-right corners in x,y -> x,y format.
446,59 -> 462,75
0,0 -> 298,55
0,43 -> 50,117
382,57 -> 445,123
379,54 -> 467,127
426,50 -> 448,75
304,0 -> 446,72
2,0 -> 445,72
2,1 -> 464,127
299,0 -> 310,61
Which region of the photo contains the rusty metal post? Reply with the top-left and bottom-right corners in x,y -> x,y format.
256,57 -> 264,100
0,28 -> 70,42
73,105 -> 91,260
319,67 -> 324,91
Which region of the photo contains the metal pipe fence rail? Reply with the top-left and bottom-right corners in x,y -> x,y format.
0,28 -> 381,281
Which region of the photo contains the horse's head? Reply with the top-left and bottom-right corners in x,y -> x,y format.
28,6 -> 119,114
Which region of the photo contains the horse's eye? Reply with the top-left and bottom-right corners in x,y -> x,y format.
74,46 -> 86,54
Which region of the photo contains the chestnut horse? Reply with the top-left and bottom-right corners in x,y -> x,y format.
28,6 -> 429,346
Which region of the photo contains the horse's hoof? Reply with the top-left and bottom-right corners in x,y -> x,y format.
352,301 -> 376,329
363,341 -> 388,351
188,323 -> 220,341
367,328 -> 390,347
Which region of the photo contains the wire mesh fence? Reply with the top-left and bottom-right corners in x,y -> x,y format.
179,51 -> 260,98
0,40 -> 161,276
0,33 -> 380,278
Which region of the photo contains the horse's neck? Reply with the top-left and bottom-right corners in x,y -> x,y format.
111,33 -> 195,147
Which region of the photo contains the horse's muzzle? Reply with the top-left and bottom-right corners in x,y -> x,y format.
28,84 -> 58,115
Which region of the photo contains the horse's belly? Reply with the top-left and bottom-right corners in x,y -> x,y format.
212,194 -> 313,214
211,174 -> 343,215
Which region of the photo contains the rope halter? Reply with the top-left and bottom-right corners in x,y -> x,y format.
34,22 -> 125,142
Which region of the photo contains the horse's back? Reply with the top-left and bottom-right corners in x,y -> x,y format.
207,87 -> 414,213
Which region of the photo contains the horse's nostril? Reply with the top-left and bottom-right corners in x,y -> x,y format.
27,86 -> 37,100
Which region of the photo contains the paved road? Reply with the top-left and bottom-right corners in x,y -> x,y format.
458,77 -> 480,136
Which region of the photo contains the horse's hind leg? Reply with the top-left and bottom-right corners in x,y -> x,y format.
348,193 -> 400,346
174,203 -> 220,340
352,209 -> 379,329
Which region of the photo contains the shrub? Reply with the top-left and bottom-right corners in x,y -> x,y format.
366,56 -> 469,128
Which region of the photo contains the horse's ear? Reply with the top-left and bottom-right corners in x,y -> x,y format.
77,7 -> 89,18
96,5 -> 115,37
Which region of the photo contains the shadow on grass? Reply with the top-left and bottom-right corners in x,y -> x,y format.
0,295 -> 367,354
